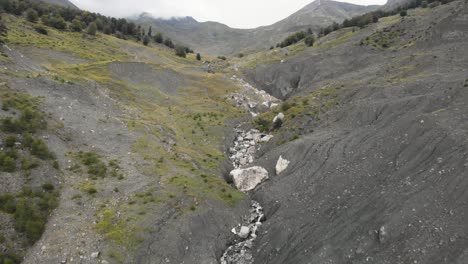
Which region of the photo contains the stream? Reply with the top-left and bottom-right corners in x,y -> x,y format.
220,77 -> 280,264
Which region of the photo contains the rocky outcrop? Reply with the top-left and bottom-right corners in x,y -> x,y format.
275,156 -> 290,175
227,76 -> 280,116
230,166 -> 269,192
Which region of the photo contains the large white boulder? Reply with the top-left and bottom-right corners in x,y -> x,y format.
275,156 -> 290,175
230,166 -> 269,192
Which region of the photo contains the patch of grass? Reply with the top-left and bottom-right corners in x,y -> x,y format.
318,29 -> 359,49
95,209 -> 139,248
361,30 -> 400,49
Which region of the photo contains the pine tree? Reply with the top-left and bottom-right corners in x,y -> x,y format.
148,26 -> 152,36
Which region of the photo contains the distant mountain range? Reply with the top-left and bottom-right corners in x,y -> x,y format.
135,0 -> 379,55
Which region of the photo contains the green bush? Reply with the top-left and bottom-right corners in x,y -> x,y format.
25,8 -> 38,23
0,190 -> 58,244
253,117 -> 271,132
4,135 -> 18,148
42,183 -> 54,191
0,252 -> 21,264
78,152 -> 107,177
30,138 -> 53,160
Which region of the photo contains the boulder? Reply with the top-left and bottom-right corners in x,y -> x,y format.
238,226 -> 250,239
275,156 -> 290,175
260,135 -> 274,143
273,112 -> 285,124
230,166 -> 269,192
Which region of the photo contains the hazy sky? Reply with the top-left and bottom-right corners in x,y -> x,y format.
70,0 -> 388,29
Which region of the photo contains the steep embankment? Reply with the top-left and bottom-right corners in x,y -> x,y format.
0,14 -> 252,264
236,1 -> 468,263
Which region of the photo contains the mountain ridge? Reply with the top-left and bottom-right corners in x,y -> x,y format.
135,0 -> 379,55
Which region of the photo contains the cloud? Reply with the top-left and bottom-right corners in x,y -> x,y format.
70,0 -> 388,29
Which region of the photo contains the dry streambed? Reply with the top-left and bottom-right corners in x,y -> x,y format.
220,78 -> 290,264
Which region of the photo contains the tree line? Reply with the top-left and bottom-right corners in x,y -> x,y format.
0,0 -> 195,58
275,0 -> 457,49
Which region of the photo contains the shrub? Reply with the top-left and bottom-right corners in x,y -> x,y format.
196,53 -> 201,61
87,22 -> 97,36
421,1 -> 428,7
253,117 -> 271,132
0,190 -> 58,244
30,138 -> 53,159
175,46 -> 186,58
25,8 -> 38,23
78,152 -> 107,177
305,35 -> 315,47
217,56 -> 226,60
143,35 -> 150,46
34,26 -> 48,35
400,10 -> 408,17
42,183 -> 54,191
153,32 -> 163,43
4,135 -> 18,148
70,19 -> 83,32
87,187 -> 97,194
280,31 -> 307,48
164,38 -> 174,48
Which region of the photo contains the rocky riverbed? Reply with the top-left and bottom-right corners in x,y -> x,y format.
220,79 -> 280,263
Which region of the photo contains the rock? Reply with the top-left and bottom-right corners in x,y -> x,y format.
230,166 -> 269,192
270,103 -> 279,109
260,135 -> 273,143
273,112 -> 285,123
378,226 -> 388,244
238,226 -> 250,239
91,252 -> 100,258
275,156 -> 290,175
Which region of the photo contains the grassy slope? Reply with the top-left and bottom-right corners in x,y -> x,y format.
1,15 -> 245,261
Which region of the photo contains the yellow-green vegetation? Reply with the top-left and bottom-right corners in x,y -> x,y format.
5,16 -> 129,62
3,12 -> 247,259
0,90 -> 56,172
95,209 -> 140,247
0,188 -> 59,244
361,30 -> 401,49
253,84 -> 342,139
317,28 -> 359,49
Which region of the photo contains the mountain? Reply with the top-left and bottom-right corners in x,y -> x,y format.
1,0 -> 468,263
136,0 -> 378,56
40,0 -> 78,9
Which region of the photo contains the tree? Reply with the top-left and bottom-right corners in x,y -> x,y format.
304,35 -> 315,47
153,32 -> 163,43
196,53 -> 201,61
26,8 -> 39,23
400,10 -> 408,17
143,35 -> 150,46
70,19 -> 83,32
164,38 -> 174,48
147,26 -> 152,36
0,16 -> 7,44
87,22 -> 97,36
175,46 -> 186,58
